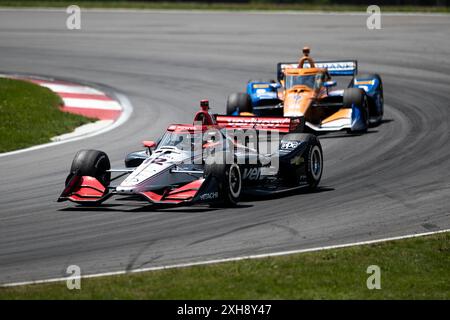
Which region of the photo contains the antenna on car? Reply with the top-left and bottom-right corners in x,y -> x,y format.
200,99 -> 209,111
194,99 -> 217,125
302,46 -> 310,56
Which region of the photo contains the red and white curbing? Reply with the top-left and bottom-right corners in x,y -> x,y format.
0,74 -> 132,157
28,78 -> 123,122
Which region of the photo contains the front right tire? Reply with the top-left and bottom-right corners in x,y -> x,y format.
67,149 -> 111,187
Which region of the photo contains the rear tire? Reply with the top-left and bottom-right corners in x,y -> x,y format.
67,149 -> 111,187
204,161 -> 242,207
343,88 -> 369,133
283,133 -> 323,190
355,73 -> 384,126
226,92 -> 252,115
305,139 -> 323,190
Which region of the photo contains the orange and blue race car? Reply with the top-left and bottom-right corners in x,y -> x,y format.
225,47 -> 384,133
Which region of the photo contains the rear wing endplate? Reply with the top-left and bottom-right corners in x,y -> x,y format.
277,60 -> 358,81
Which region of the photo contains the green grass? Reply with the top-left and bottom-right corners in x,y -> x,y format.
1,231 -> 449,299
0,1 -> 448,13
0,78 -> 94,152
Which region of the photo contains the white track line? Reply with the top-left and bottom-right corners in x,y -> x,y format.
51,120 -> 114,142
2,228 -> 448,288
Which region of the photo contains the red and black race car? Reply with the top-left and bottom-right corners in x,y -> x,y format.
58,101 -> 323,207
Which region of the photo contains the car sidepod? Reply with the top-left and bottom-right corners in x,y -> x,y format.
353,74 -> 384,123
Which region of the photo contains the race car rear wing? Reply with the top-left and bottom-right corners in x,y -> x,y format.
215,115 -> 304,133
277,60 -> 358,81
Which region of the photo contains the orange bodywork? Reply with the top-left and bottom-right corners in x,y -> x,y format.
282,67 -> 327,118
276,65 -> 354,130
321,108 -> 352,124
236,48 -> 357,131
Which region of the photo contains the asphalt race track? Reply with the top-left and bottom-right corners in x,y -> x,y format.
0,9 -> 449,284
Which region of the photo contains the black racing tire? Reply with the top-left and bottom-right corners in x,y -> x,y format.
204,161 -> 242,207
282,133 -> 323,190
226,92 -> 252,115
67,149 -> 111,187
343,88 -> 369,133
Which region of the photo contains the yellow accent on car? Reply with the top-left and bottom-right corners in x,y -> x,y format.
354,80 -> 374,85
253,84 -> 270,89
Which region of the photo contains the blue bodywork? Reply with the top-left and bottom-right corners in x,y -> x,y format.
353,77 -> 380,94
245,82 -> 280,115
352,76 -> 384,119
350,104 -> 366,131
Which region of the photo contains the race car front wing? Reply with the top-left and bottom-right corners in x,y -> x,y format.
58,173 -> 220,206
